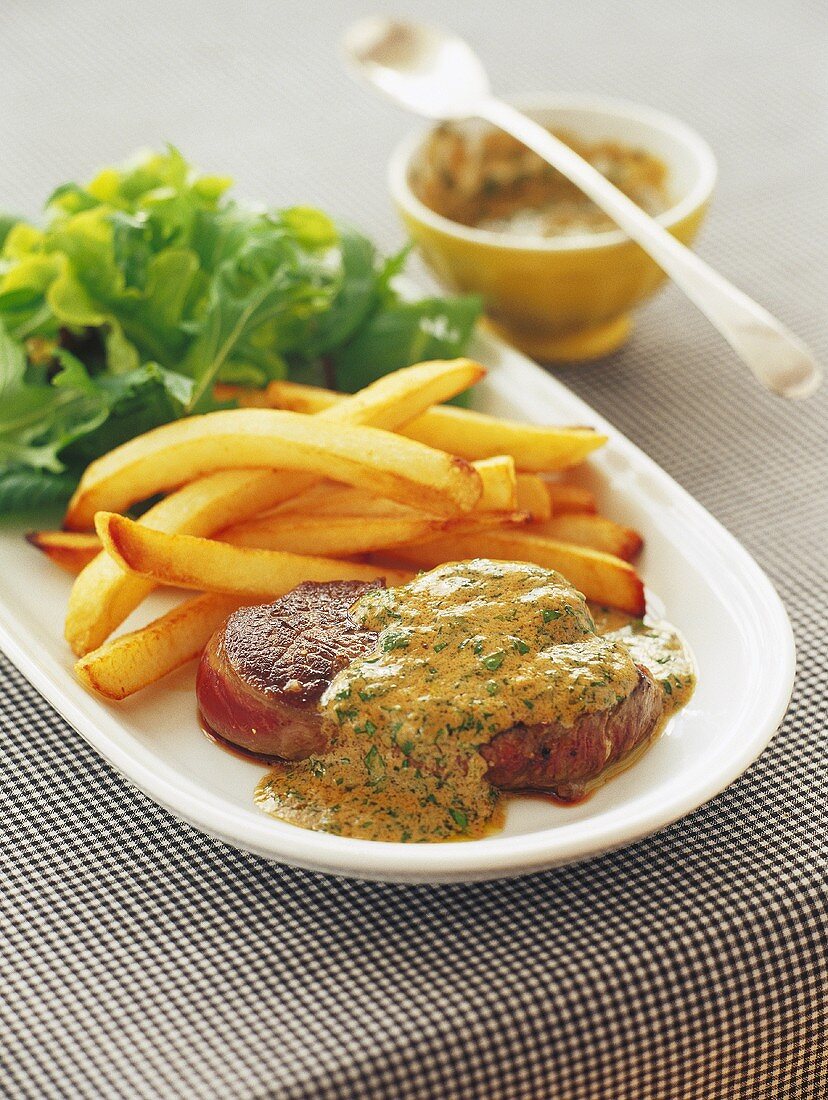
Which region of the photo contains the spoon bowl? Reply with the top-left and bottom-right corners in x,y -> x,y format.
343,18 -> 490,119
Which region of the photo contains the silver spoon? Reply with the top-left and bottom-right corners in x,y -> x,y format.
343,17 -> 821,399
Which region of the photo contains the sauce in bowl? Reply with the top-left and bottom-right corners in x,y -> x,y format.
410,123 -> 672,238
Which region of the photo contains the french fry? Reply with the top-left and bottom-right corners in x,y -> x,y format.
544,483 -> 597,514
76,593 -> 240,701
474,456 -> 517,511
313,357 -> 484,431
440,512 -> 532,537
262,380 -> 607,471
213,356 -> 481,414
65,469 -> 300,656
403,407 -> 605,472
227,511 -> 529,552
534,514 -> 643,562
66,360 -> 483,537
269,482 -> 412,519
216,357 -> 484,424
66,359 -> 485,654
49,507 -> 528,579
223,513 -> 451,556
268,456 -> 516,520
95,512 -> 412,597
65,410 -> 483,530
515,474 -> 552,521
27,531 -> 101,574
386,529 -> 645,615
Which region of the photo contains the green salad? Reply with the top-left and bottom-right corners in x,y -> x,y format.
0,147 -> 480,514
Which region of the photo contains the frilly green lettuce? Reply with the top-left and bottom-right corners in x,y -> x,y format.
0,147 -> 480,514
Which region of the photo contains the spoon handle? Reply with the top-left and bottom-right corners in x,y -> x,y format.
478,98 -> 821,399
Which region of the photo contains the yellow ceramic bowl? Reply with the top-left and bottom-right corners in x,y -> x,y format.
389,96 -> 717,361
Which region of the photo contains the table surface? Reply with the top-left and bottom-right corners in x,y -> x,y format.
2,1 -> 826,1097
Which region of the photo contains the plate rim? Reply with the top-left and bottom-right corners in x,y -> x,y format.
0,331 -> 796,882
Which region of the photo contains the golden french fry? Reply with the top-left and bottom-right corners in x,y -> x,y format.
66,410 -> 482,530
39,514 -> 442,567
313,357 -> 484,430
474,456 -> 517,511
387,529 -> 645,616
96,512 -> 412,597
515,474 -> 552,521
65,359 -> 485,654
268,456 -> 516,520
223,513 -> 451,555
264,379 -> 607,471
76,593 -> 240,701
383,406 -> 606,473
270,482 -> 412,519
216,357 -> 484,422
440,512 -> 532,538
534,514 -> 643,562
75,529 -> 523,707
27,531 -> 101,574
544,483 -> 597,514
40,505 -> 529,576
67,361 -> 484,536
64,469 -> 300,656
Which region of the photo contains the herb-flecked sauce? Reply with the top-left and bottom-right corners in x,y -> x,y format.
255,560 -> 695,843
411,125 -> 672,238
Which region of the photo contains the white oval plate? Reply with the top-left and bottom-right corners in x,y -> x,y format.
0,330 -> 795,882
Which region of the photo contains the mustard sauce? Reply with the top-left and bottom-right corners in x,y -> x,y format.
255,560 -> 695,843
412,125 -> 671,238
588,605 -> 696,719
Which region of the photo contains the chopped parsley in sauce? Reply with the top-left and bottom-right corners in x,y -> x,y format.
255,561 -> 696,843
411,125 -> 672,238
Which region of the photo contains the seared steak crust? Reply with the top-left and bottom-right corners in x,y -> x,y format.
197,581 -> 664,796
196,580 -> 381,760
481,666 -> 663,799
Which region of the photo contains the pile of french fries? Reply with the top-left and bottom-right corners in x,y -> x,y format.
27,358 -> 646,702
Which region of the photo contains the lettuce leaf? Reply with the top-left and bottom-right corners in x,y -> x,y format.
0,147 -> 481,515
0,467 -> 79,515
331,295 -> 482,392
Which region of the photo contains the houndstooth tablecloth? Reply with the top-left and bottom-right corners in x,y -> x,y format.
2,1 -> 826,1096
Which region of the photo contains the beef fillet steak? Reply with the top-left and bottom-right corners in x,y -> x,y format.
197,580 -> 663,797
197,580 -> 382,760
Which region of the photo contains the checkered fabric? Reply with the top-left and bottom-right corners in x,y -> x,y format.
1,1 -> 826,1097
